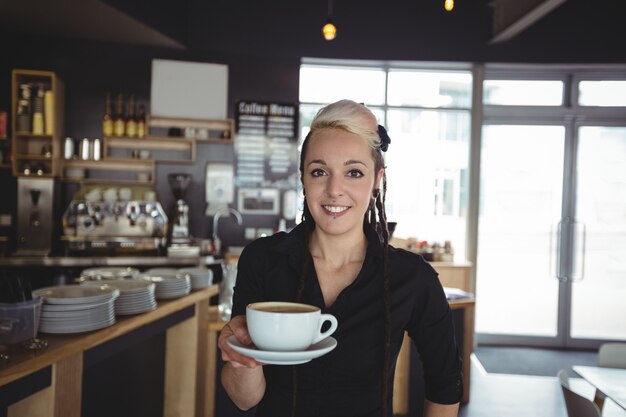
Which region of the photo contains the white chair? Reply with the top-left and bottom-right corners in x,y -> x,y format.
558,369 -> 602,417
598,342 -> 626,369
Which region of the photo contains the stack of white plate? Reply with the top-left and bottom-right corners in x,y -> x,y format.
33,285 -> 120,334
78,267 -> 140,282
141,270 -> 190,300
81,279 -> 157,316
178,267 -> 213,290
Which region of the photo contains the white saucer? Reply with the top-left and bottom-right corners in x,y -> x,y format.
33,285 -> 120,304
227,336 -> 337,365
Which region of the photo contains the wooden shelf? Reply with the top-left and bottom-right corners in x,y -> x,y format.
14,173 -> 55,178
54,116 -> 236,184
14,154 -> 54,160
64,158 -> 153,171
148,115 -> 233,130
103,136 -> 195,163
148,115 -> 234,140
11,69 -> 64,177
105,136 -> 193,151
61,158 -> 155,184
14,132 -> 53,139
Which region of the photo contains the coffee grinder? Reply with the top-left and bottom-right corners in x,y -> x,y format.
167,173 -> 198,256
16,177 -> 58,255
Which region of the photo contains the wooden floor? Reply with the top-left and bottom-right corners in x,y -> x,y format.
458,354 -> 626,417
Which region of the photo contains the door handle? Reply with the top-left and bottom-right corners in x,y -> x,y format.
553,219 -> 568,282
570,220 -> 586,282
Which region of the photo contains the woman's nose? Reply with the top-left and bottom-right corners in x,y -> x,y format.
326,175 -> 344,197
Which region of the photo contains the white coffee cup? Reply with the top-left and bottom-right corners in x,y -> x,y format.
246,301 -> 338,352
118,187 -> 132,200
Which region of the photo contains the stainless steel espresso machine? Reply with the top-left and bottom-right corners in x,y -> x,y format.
16,177 -> 58,255
61,185 -> 168,255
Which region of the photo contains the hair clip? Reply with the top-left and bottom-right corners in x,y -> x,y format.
378,125 -> 391,152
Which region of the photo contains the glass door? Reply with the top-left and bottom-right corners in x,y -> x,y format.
475,123 -> 626,347
568,126 -> 626,345
475,124 -> 566,345
476,71 -> 626,348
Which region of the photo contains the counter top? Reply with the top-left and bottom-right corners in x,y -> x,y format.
0,255 -> 220,267
0,285 -> 218,386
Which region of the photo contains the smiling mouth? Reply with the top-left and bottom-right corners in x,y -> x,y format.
323,205 -> 349,217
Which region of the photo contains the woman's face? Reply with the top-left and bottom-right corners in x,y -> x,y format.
302,128 -> 383,238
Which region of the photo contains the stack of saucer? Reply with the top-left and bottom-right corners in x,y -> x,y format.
141,271 -> 190,300
178,267 -> 213,290
78,267 -> 140,282
33,285 -> 119,334
81,279 -> 157,315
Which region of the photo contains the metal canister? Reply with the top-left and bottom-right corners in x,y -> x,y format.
92,138 -> 102,161
64,137 -> 74,159
80,138 -> 90,160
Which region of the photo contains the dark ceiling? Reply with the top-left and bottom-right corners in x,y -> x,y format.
1,0 -> 626,63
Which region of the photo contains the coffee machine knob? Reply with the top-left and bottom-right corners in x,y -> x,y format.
82,217 -> 94,230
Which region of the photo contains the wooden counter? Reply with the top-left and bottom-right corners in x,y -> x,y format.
0,285 -> 218,417
392,297 -> 475,414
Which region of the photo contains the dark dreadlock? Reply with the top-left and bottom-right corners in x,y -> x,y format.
292,100 -> 392,417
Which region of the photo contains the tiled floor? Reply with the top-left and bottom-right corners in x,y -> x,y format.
458,354 -> 626,417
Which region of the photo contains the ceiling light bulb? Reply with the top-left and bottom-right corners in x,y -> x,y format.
444,0 -> 454,11
322,22 -> 337,41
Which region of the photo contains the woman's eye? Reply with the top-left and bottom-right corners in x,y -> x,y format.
347,169 -> 364,178
311,168 -> 326,177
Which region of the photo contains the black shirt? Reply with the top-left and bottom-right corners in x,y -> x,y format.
232,222 -> 463,417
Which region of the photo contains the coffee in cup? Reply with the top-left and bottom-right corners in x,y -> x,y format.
246,301 -> 338,352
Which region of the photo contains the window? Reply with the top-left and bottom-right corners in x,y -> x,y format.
578,80 -> 626,106
483,80 -> 563,106
299,66 -> 386,105
299,62 -> 472,260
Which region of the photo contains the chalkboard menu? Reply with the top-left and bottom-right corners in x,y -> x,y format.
234,100 -> 299,190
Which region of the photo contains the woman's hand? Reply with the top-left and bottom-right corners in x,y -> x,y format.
219,315 -> 266,409
218,315 -> 262,368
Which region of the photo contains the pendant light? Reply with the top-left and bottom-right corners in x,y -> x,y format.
444,0 -> 454,12
322,0 -> 337,41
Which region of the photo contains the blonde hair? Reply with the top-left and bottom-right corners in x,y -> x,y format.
301,99 -> 385,174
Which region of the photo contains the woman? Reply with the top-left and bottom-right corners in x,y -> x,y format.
218,99 -> 462,417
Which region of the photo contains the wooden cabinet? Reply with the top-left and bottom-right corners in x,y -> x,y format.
432,261 -> 473,292
11,69 -> 64,178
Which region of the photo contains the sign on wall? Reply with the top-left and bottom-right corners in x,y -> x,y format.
234,100 -> 299,190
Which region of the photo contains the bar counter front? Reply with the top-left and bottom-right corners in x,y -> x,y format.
0,286 -> 218,417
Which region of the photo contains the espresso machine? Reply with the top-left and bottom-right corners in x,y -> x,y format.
61,185 -> 168,255
167,173 -> 199,256
16,177 -> 58,255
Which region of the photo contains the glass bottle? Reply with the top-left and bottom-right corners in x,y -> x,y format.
31,84 -> 45,135
136,104 -> 146,138
102,92 -> 113,137
125,95 -> 137,138
113,93 -> 125,137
